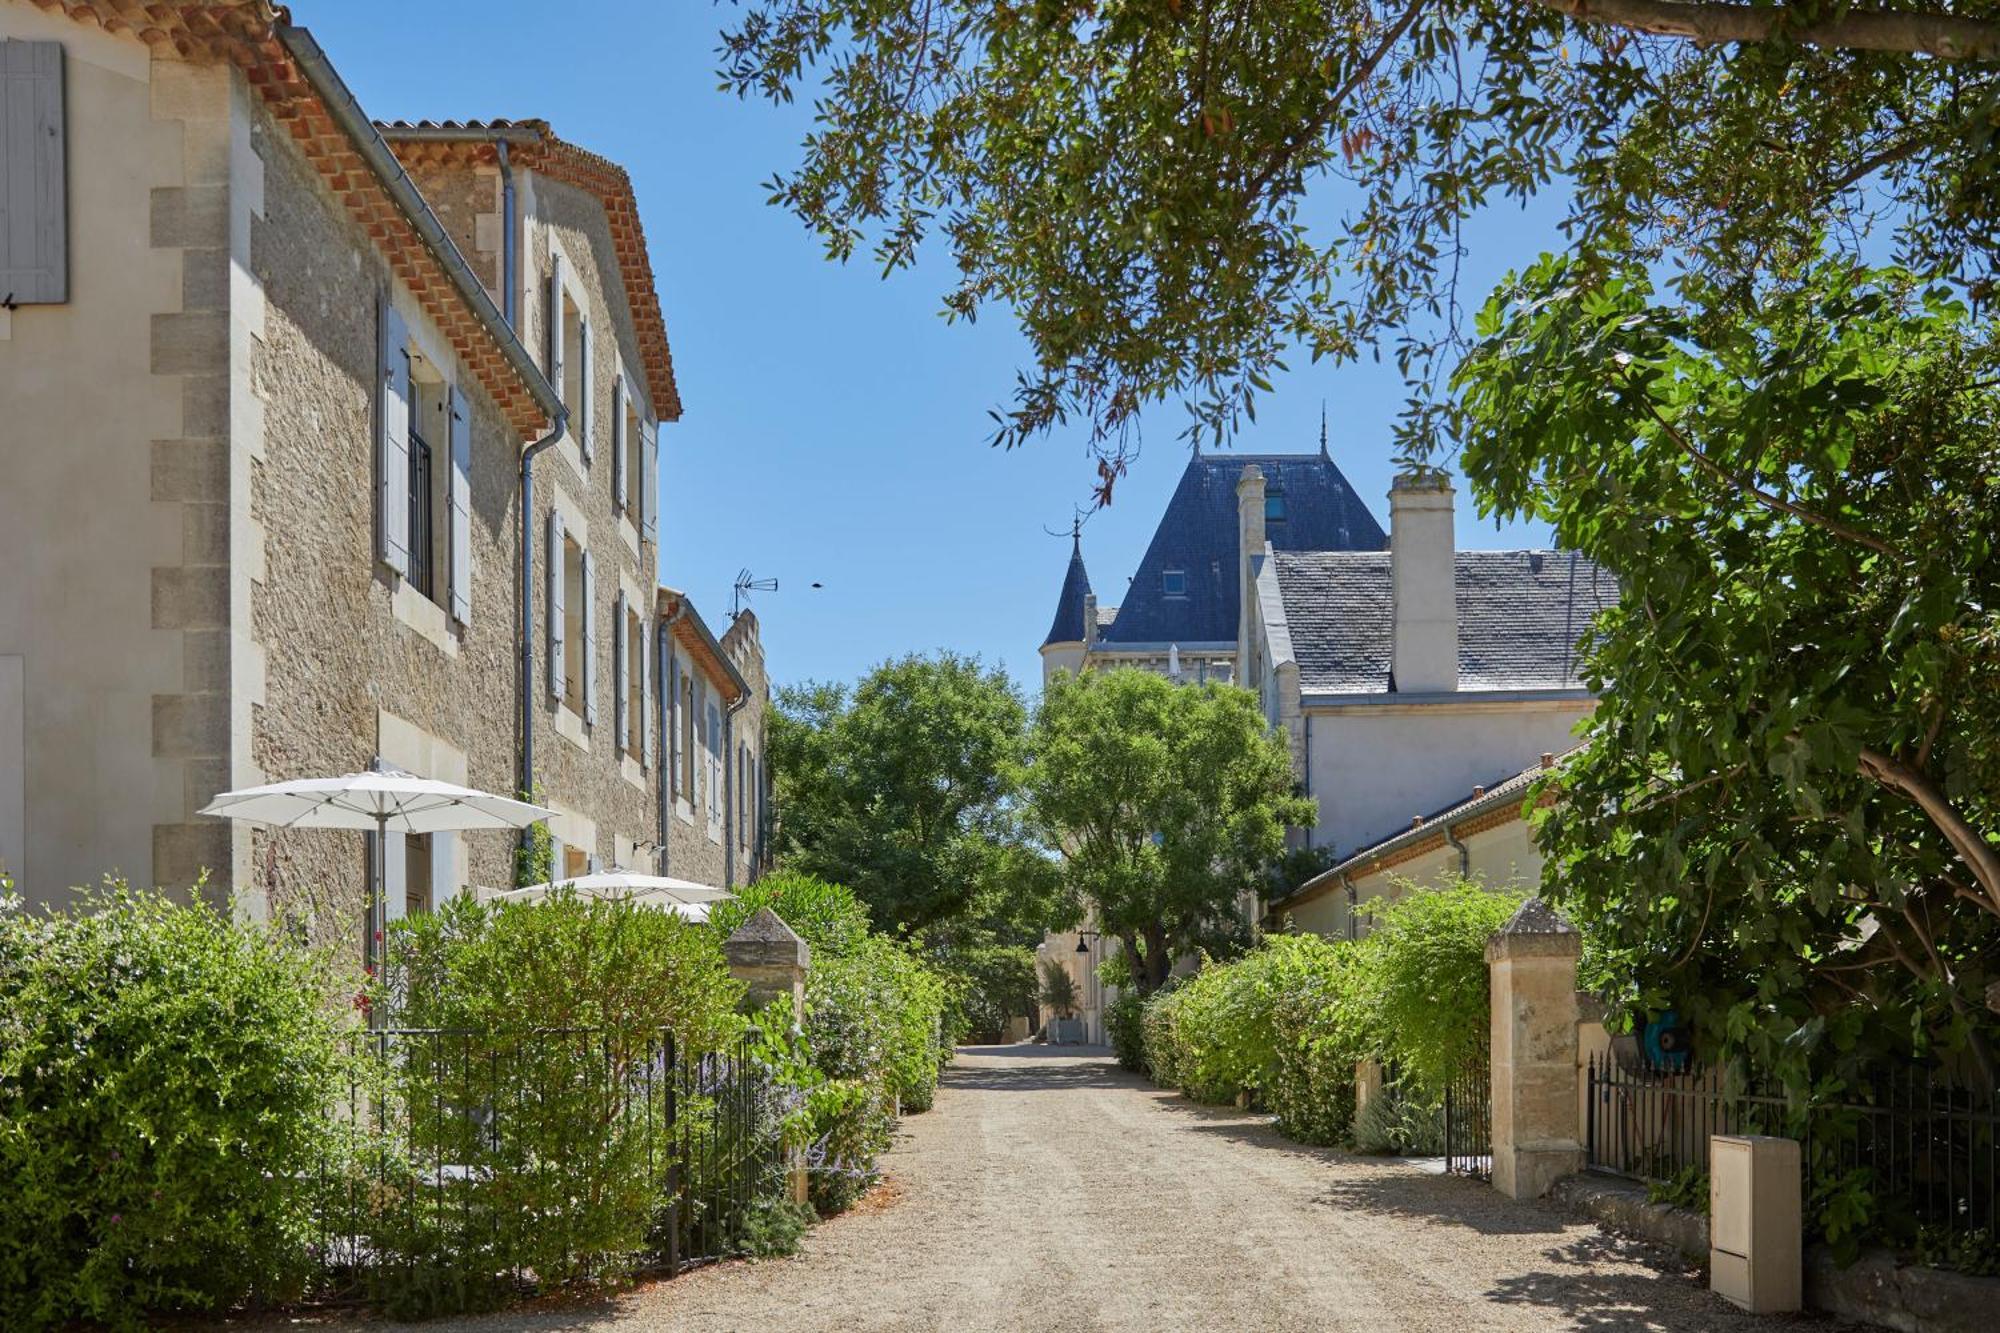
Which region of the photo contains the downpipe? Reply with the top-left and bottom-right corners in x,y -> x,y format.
518,410 -> 568,812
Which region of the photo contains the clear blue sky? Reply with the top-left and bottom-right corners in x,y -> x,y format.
306,1 -> 1569,697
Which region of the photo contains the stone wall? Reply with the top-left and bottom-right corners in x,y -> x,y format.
246,94 -> 523,946
518,172 -> 660,872
721,610 -> 770,886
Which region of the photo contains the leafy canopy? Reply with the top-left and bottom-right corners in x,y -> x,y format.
1455,255 -> 2000,1086
721,0 -> 2000,486
1027,668 -> 1312,989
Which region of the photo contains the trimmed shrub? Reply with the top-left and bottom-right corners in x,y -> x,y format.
1353,1080 -> 1445,1156
1263,938 -> 1370,1145
1106,987 -> 1147,1072
0,885 -> 348,1329
371,892 -> 745,1310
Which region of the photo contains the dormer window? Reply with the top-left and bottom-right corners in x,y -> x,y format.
1162,569 -> 1187,598
1265,491 -> 1287,522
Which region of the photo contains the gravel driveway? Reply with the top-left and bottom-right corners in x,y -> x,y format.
307,1046 -> 1834,1331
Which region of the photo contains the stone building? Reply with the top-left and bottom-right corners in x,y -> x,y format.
1035,433 -> 1613,990
0,3 -> 766,948
658,591 -> 771,891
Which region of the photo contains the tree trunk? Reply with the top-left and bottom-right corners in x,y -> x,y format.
1530,0 -> 2000,60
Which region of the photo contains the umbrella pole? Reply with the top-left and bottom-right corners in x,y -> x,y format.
371,812 -> 387,1031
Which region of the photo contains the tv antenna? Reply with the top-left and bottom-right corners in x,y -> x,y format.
731,568 -> 777,619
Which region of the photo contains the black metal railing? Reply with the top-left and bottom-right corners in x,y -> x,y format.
1586,1053 -> 2000,1245
308,1025 -> 790,1306
1444,1044 -> 1492,1180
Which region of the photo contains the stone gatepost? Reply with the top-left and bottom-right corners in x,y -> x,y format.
723,907 -> 809,1023
1487,898 -> 1585,1199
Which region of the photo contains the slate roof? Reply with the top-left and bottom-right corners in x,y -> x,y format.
1098,451 -> 1385,645
1272,549 -> 1617,694
1042,536 -> 1094,647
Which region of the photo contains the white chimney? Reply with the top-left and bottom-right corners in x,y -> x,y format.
1389,471 -> 1457,693
1236,465 -> 1267,675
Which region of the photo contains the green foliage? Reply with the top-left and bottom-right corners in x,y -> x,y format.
1363,881 -> 1524,1097
1106,988 -> 1148,1073
512,786 -> 554,889
1028,669 -> 1312,991
1037,960 -> 1079,1020
1353,1083 -> 1445,1157
372,893 -> 746,1305
719,2 -> 1992,480
937,941 -> 1037,1044
1262,940 -> 1372,1147
1645,1166 -> 1711,1217
1144,937 -> 1342,1104
767,653 -> 1039,936
1457,257 -> 2000,1093
0,885 -> 348,1329
726,873 -> 952,1208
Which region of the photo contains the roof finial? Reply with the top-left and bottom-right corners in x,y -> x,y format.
1319,400 -> 1329,458
1071,514 -> 1082,554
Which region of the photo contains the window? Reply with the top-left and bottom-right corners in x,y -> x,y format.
680,675 -> 696,804
562,536 -> 586,714
562,843 -> 588,881
737,743 -> 750,848
624,601 -> 644,758
707,700 -> 722,828
404,834 -> 432,916
1162,568 -> 1187,598
405,361 -> 449,604
0,42 -> 67,305
1265,491 -> 1287,522
561,291 -> 584,424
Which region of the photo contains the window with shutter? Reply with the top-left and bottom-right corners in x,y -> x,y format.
613,589 -> 628,753
611,376 -> 627,514
0,41 -> 67,305
639,419 -> 658,547
447,386 -> 471,623
575,317 -> 593,462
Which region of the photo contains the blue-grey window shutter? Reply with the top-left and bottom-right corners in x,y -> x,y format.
545,254 -> 564,386
581,550 -> 597,726
611,375 -> 626,513
577,318 -> 594,463
546,510 -> 564,700
447,386 -> 472,623
613,588 -> 628,752
376,294 -> 410,576
0,41 -> 66,305
640,417 -> 658,548
642,613 -> 654,771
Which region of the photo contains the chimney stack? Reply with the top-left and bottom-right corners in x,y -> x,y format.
1389,471 -> 1457,693
1236,465 -> 1268,675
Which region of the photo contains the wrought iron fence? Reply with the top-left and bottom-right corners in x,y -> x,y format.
1443,1044 -> 1492,1181
1586,1053 -> 2000,1246
307,1025 -> 790,1306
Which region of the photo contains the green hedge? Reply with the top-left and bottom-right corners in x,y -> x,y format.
1136,880 -> 1523,1147
0,886 -> 348,1329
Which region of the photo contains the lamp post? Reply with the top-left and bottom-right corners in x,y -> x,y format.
1073,930 -> 1102,1044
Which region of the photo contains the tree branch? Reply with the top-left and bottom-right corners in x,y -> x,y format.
1245,0 -> 1427,200
1858,745 -> 2000,918
1642,399 -> 1902,556
1531,0 -> 2000,60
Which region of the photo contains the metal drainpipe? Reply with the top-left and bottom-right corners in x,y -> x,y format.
1301,713 -> 1314,848
518,413 -> 567,811
1444,822 -> 1471,878
1341,872 -> 1358,941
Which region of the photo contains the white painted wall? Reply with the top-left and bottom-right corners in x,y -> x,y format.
1302,699 -> 1589,859
1283,810 -> 1547,940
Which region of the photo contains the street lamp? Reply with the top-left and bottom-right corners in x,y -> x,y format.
1074,930 -> 1100,954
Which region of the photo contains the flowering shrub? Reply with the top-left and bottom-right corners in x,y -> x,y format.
0,884 -> 348,1328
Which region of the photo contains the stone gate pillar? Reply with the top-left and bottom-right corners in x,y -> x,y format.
1487,898 -> 1584,1199
723,906 -> 809,1024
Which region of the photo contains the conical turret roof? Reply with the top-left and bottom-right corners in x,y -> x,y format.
1043,532 -> 1093,647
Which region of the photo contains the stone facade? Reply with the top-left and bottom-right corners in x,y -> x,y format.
0,7 -> 713,957
658,596 -> 771,891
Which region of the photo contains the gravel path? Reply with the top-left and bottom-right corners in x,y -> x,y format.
304,1046 -> 1835,1331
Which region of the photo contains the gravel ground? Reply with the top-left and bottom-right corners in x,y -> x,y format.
286,1046 -> 1838,1332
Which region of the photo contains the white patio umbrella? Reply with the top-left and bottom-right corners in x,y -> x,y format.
494,868 -> 735,911
198,765 -> 555,1018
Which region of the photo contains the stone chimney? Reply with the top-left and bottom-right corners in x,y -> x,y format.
1389,471 -> 1457,693
1237,465 -> 1267,668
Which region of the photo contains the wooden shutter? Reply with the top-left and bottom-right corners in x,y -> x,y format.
613,589 -> 628,753
642,617 -> 655,771
0,41 -> 66,304
640,418 -> 658,548
545,510 -> 564,700
668,653 -> 682,798
581,550 -> 597,726
447,386 -> 472,623
376,294 -> 411,576
611,375 -> 627,513
577,318 -> 594,463
545,254 -> 565,387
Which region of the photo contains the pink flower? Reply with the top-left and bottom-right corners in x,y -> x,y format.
109,1214 -> 121,1225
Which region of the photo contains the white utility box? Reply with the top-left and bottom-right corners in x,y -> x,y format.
1709,1134 -> 1802,1313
